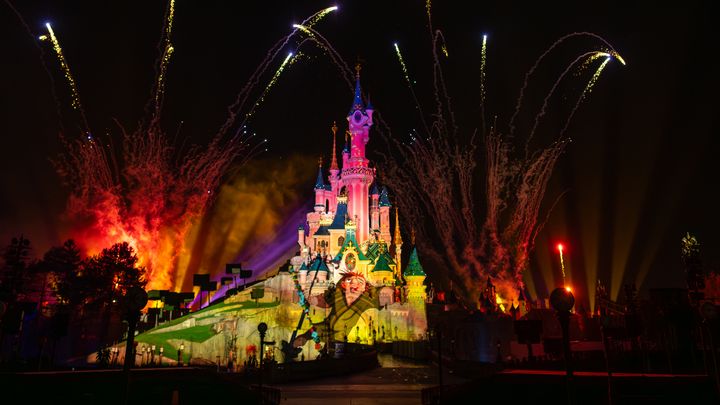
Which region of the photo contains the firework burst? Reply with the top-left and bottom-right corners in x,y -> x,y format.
38,3 -> 338,291
380,10 -> 624,307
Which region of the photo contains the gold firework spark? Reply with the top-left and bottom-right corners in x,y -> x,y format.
45,23 -> 81,111
581,56 -> 611,100
394,42 -> 412,86
480,34 -> 488,108
304,5 -> 338,28
245,52 -> 295,120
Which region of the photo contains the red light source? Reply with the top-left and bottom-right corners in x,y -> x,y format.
557,243 -> 564,252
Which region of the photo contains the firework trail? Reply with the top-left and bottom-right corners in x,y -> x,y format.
43,3 -> 341,291
243,52 -> 295,121
394,42 -> 430,136
558,244 -> 567,285
560,55 -> 612,137
394,43 -> 411,85
480,34 -> 488,135
525,51 -> 610,155
144,0 -> 177,123
3,0 -> 66,131
43,22 -> 91,134
218,6 -> 338,138
379,9 -> 622,305
293,24 -> 354,90
508,32 -> 623,138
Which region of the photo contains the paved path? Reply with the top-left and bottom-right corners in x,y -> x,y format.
274,354 -> 465,404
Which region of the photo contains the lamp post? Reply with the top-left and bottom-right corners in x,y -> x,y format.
550,287 -> 575,405
178,343 -> 185,366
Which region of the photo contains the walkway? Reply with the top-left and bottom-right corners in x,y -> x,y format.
275,354 -> 465,404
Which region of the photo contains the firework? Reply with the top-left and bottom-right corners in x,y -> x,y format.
557,243 -> 567,284
244,52 -> 295,121
44,3 -> 341,291
293,24 -> 354,90
509,32 -> 623,138
393,43 -> 411,86
43,22 -> 90,134
480,34 -> 488,133
379,11 -> 622,306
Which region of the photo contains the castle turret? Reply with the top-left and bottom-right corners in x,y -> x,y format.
379,186 -> 391,243
403,247 -> 428,340
297,223 -> 306,252
343,64 -> 374,244
314,160 -> 326,213
370,182 -> 380,233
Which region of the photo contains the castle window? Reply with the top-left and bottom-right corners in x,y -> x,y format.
338,236 -> 345,246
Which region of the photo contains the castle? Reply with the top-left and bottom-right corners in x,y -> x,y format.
290,66 -> 428,343
105,68 -> 428,367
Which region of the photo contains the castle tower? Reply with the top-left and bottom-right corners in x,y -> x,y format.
370,182 -> 380,233
344,64 -> 374,245
328,122 -> 340,213
297,224 -> 306,252
314,159 -> 326,213
379,187 -> 391,243
403,247 -> 428,340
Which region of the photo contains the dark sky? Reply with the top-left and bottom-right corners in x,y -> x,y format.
1,1 -> 718,302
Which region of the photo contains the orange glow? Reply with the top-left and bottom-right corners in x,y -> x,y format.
565,286 -> 572,293
557,243 -> 564,252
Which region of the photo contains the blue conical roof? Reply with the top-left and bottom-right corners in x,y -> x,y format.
350,75 -> 364,112
315,225 -> 330,236
370,182 -> 380,196
404,247 -> 426,277
329,200 -> 348,230
314,166 -> 325,190
379,186 -> 391,207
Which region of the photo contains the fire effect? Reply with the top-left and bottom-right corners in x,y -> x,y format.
46,4 -> 337,291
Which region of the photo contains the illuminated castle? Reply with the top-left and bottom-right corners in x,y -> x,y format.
289,67 -> 427,343
103,68 -> 428,368
296,68 -> 421,289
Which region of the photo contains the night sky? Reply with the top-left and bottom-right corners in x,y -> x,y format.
1,1 -> 718,303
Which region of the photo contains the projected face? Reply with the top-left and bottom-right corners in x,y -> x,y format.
341,273 -> 366,306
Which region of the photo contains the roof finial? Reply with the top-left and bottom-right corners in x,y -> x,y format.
330,122 -> 339,171
355,62 -> 362,79
318,155 -> 323,167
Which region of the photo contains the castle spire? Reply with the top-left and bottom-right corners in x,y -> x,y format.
394,207 -> 403,245
351,63 -> 364,111
314,157 -> 325,190
330,121 -> 339,171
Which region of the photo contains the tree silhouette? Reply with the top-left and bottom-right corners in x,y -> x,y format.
40,239 -> 83,307
0,235 -> 33,304
83,242 -> 147,309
